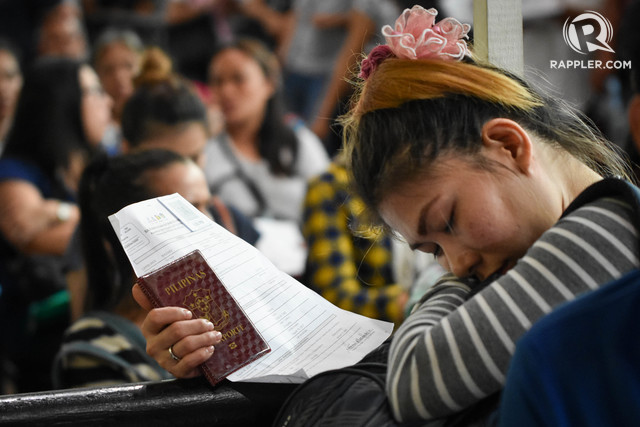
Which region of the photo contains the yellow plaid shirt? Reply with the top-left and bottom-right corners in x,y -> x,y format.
302,161 -> 405,326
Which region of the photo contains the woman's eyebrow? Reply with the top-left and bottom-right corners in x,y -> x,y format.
418,196 -> 440,236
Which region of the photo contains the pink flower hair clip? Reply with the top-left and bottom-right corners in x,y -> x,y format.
359,6 -> 471,79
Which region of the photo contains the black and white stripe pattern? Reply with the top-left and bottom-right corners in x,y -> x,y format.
387,197 -> 639,422
55,314 -> 172,389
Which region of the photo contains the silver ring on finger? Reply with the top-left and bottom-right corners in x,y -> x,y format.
168,344 -> 181,361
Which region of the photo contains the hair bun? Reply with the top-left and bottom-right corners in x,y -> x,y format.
134,47 -> 173,87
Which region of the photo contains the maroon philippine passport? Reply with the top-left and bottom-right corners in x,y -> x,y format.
136,249 -> 270,386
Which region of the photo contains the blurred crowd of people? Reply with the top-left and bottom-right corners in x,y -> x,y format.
0,0 -> 636,398
0,0 -> 441,394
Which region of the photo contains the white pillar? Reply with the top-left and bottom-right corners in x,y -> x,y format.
473,0 -> 524,76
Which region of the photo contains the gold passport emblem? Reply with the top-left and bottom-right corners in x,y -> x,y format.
184,288 -> 230,330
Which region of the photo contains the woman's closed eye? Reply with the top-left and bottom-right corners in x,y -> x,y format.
432,211 -> 454,258
444,208 -> 455,234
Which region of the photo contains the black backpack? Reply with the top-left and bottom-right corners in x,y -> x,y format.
272,292 -> 500,427
272,337 -> 405,427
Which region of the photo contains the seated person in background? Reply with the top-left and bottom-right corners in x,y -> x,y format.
119,45 -> 259,246
341,5 -> 640,424
204,38 -> 330,224
0,38 -> 23,155
302,153 -> 441,326
0,56 -> 111,392
91,27 -> 145,155
120,46 -> 208,168
205,38 -> 330,275
36,1 -> 89,61
63,44 -> 262,325
120,44 -> 307,276
53,149 -> 219,389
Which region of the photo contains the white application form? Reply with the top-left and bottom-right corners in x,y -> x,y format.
109,193 -> 393,383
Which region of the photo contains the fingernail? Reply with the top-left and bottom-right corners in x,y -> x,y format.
213,331 -> 222,341
206,345 -> 215,354
202,319 -> 214,330
182,309 -> 192,318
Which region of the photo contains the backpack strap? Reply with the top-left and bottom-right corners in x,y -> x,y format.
83,312 -> 168,376
213,135 -> 268,216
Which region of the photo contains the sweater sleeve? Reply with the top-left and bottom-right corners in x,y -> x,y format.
387,196 -> 639,422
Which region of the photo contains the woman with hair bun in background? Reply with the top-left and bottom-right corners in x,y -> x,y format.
120,45 -> 261,249
121,46 -> 209,168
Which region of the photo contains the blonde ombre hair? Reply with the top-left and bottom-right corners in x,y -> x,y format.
352,57 -> 542,116
342,56 -> 632,229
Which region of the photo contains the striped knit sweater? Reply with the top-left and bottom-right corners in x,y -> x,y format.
387,191 -> 640,422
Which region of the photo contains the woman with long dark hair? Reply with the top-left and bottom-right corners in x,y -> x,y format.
204,38 -> 330,223
0,56 -> 111,392
53,149 -> 214,389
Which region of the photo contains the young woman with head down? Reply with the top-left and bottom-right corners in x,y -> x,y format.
342,5 -> 639,423
132,7 -> 640,424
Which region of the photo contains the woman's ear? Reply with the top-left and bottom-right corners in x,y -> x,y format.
481,118 -> 533,174
266,79 -> 276,98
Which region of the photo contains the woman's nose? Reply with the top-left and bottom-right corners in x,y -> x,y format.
444,243 -> 481,281
216,81 -> 235,99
